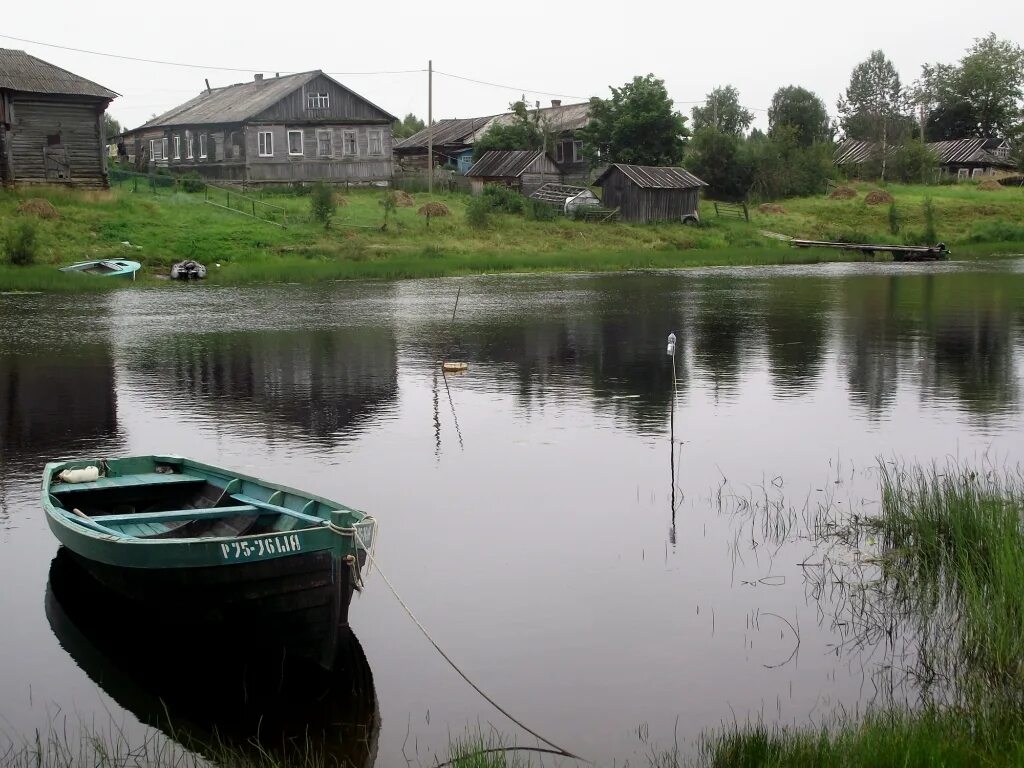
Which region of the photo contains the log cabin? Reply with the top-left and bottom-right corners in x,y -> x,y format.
119,71 -> 396,185
0,49 -> 118,188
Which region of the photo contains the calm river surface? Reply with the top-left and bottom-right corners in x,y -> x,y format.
1,260 -> 1022,765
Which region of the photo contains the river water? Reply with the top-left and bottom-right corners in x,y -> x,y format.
1,260 -> 1022,765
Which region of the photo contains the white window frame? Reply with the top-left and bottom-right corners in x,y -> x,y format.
368,129 -> 382,155
149,139 -> 155,162
971,167 -> 982,179
572,140 -> 583,162
199,134 -> 207,159
187,134 -> 194,159
307,92 -> 330,110
173,135 -> 181,159
318,129 -> 334,158
258,131 -> 274,157
287,129 -> 304,156
342,130 -> 357,157
161,137 -> 168,160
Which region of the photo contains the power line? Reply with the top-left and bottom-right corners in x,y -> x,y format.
433,70 -> 589,101
0,33 -> 424,76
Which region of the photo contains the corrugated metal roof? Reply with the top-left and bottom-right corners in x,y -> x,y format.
394,115 -> 500,150
928,138 -> 1014,166
834,139 -> 882,165
530,183 -> 591,203
0,48 -> 118,99
394,102 -> 591,151
466,150 -> 551,178
594,163 -> 706,189
134,70 -> 393,129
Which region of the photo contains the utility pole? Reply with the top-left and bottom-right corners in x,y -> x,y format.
919,103 -> 926,143
427,59 -> 433,195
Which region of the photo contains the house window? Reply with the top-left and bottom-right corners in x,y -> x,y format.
972,168 -> 982,179
555,143 -> 564,163
287,130 -> 303,156
368,129 -> 382,155
187,134 -> 194,159
957,168 -> 969,181
342,130 -> 357,156
317,130 -> 333,157
258,131 -> 274,157
199,134 -> 207,159
307,92 -> 330,110
162,137 -> 169,160
173,136 -> 181,159
149,139 -> 156,161
572,140 -> 583,162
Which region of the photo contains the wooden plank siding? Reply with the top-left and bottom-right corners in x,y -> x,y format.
598,167 -> 702,223
3,96 -> 108,187
252,75 -> 392,124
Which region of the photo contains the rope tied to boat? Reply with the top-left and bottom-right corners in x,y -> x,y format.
348,526 -> 589,765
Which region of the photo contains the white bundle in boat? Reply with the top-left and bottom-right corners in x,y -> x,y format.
59,466 -> 100,483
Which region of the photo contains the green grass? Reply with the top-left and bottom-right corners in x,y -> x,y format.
2,181 -> 1022,290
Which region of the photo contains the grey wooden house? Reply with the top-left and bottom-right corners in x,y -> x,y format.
120,71 -> 396,184
466,150 -> 562,196
594,164 -> 707,223
0,49 -> 118,188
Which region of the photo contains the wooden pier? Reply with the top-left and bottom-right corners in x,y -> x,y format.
790,239 -> 949,261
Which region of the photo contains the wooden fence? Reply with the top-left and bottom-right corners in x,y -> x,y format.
204,185 -> 288,227
713,201 -> 749,222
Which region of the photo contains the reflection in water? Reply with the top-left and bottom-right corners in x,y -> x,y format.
127,328 -> 399,445
0,346 -> 120,478
45,549 -> 379,766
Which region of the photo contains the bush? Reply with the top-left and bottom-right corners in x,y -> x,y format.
465,196 -> 491,229
888,202 -> 901,235
526,198 -> 556,221
290,181 -> 312,196
309,182 -> 336,228
4,219 -> 40,265
181,171 -> 205,193
966,220 -> 1024,243
480,185 -> 525,214
922,197 -> 937,243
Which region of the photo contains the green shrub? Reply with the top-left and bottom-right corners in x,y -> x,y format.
465,196 -> 491,229
309,182 -> 336,228
923,197 -> 937,243
526,198 -> 556,221
181,171 -> 205,193
888,202 -> 901,235
480,185 -> 525,214
290,181 -> 312,196
4,219 -> 39,265
967,220 -> 1024,243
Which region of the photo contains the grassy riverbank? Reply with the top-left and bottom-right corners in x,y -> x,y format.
1,181 -> 1022,290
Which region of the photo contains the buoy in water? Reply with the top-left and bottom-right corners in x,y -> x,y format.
442,361 -> 469,372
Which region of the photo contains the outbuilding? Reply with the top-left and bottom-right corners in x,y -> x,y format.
0,49 -> 118,188
593,164 -> 706,223
466,150 -> 562,196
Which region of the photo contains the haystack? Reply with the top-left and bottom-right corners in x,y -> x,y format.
829,186 -> 857,200
17,199 -> 59,219
333,193 -> 349,207
978,180 -> 1003,191
864,190 -> 895,205
418,202 -> 450,217
394,190 -> 415,207
758,203 -> 785,215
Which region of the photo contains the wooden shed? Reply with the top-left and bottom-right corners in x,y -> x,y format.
466,150 -> 562,196
0,49 -> 118,188
594,164 -> 706,223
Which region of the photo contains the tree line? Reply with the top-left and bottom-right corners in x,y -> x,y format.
469,34 -> 1023,201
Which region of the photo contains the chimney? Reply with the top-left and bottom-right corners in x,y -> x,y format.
204,78 -> 212,94
551,99 -> 561,108
254,73 -> 264,85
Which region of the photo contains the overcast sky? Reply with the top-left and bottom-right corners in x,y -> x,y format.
4,1 -> 1022,134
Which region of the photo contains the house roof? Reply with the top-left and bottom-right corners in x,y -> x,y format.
394,102 -> 591,151
0,48 -> 118,100
530,183 -> 594,204
133,70 -> 394,130
466,150 -> 556,178
834,139 -> 883,165
928,138 -> 1014,167
594,163 -> 706,189
394,115 -> 500,150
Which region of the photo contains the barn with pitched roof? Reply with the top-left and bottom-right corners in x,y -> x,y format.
0,49 -> 118,188
594,164 -> 707,223
119,71 -> 396,185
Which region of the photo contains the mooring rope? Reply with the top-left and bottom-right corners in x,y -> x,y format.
350,527 -> 588,764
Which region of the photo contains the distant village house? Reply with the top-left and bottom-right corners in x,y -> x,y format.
466,150 -> 562,196
119,71 -> 395,185
834,137 -> 1015,180
394,101 -> 593,184
0,49 -> 118,188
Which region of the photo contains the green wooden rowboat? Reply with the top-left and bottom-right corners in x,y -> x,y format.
41,455 -> 377,670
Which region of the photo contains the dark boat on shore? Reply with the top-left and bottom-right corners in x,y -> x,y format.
46,549 -> 379,766
170,260 -> 207,279
41,454 -> 377,670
